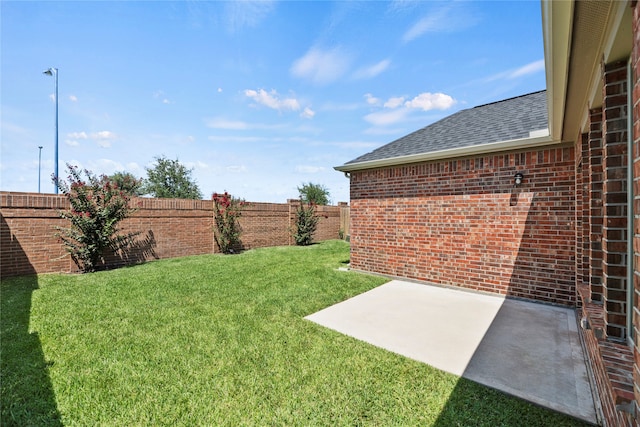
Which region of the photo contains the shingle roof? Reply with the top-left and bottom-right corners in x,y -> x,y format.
345,90 -> 548,165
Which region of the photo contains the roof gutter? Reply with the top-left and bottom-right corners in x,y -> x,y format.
334,132 -> 558,173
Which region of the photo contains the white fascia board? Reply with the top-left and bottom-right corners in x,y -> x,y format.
541,0 -> 573,142
334,133 -> 558,172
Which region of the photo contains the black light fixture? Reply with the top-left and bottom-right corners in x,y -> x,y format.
514,172 -> 524,187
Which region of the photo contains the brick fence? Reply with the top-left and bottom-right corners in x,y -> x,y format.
0,192 -> 348,278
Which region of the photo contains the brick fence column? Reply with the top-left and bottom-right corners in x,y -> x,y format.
602,59 -> 629,340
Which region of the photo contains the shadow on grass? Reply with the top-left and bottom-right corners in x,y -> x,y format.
1,275 -> 62,426
431,378 -> 593,426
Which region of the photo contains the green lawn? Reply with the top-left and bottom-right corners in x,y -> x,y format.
2,240 -> 590,426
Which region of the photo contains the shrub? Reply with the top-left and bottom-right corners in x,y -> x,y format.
55,164 -> 138,272
293,202 -> 319,246
212,192 -> 246,254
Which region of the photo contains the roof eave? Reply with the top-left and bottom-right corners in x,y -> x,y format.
334,133 -> 557,173
541,0 -> 573,142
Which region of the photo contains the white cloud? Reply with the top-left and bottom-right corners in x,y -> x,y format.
88,158 -> 124,175
363,91 -> 455,128
295,165 -> 325,174
364,93 -> 380,106
291,47 -> 351,85
364,109 -> 410,126
162,99 -> 170,104
67,131 -> 88,139
404,92 -> 455,111
300,107 -> 315,119
244,89 -> 300,111
384,96 -> 405,109
184,161 -> 209,170
92,131 -> 117,140
353,59 -> 391,79
69,95 -> 78,102
508,59 -> 545,78
217,88 -> 223,93
65,130 -> 117,147
402,4 -> 478,42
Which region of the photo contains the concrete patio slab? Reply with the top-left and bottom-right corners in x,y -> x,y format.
305,280 -> 597,424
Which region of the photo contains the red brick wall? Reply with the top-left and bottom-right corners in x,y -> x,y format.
577,47 -> 637,427
349,147 -> 576,306
590,108 -> 605,304
1,193 -> 71,276
602,60 -> 631,340
0,193 -> 344,277
577,95 -> 636,424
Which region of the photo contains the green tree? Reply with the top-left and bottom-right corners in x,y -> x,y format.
297,182 -> 330,205
55,164 -> 138,272
108,171 -> 144,196
143,156 -> 203,199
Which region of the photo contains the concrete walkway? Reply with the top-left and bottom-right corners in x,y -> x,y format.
305,280 -> 597,424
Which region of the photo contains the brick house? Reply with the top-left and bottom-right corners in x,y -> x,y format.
335,1 -> 640,425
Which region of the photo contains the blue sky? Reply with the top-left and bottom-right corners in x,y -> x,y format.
1,1 -> 545,203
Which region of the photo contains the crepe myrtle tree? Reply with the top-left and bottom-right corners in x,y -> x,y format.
107,171 -> 145,196
54,164 -> 138,272
212,191 -> 247,254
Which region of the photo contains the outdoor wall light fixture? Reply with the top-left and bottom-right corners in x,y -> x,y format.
514,172 -> 524,187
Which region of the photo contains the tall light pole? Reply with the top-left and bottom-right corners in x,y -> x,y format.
38,146 -> 43,193
43,67 -> 58,194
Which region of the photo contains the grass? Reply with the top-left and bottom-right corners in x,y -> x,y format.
2,240 -> 590,426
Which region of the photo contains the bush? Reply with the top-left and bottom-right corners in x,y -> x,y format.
55,164 -> 138,272
212,192 -> 246,254
293,202 -> 319,246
